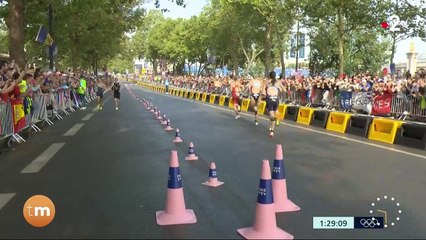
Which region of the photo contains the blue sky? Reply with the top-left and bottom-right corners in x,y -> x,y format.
143,0 -> 426,64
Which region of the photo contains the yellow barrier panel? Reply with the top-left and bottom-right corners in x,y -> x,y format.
195,92 -> 201,101
219,96 -> 226,106
258,101 -> 266,115
189,92 -> 195,99
174,89 -> 179,96
180,90 -> 184,97
241,98 -> 250,111
277,104 -> 287,120
209,95 -> 216,104
201,93 -> 208,102
183,91 -> 188,98
367,118 -> 404,144
228,97 -> 234,108
296,107 -> 315,126
326,112 -> 352,133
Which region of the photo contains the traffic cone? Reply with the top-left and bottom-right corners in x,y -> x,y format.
157,111 -> 163,120
156,150 -> 197,226
185,142 -> 198,161
202,162 -> 224,187
150,106 -> 155,113
272,144 -> 300,213
153,107 -> 158,114
164,119 -> 173,131
162,115 -> 167,125
237,160 -> 294,239
173,128 -> 183,143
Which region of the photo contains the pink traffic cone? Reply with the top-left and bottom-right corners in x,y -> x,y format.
202,162 -> 224,187
272,144 -> 300,213
237,160 -> 294,239
162,115 -> 168,125
173,128 -> 183,143
164,119 -> 173,131
157,111 -> 163,120
156,150 -> 197,226
153,107 -> 158,114
150,106 -> 155,113
185,142 -> 198,161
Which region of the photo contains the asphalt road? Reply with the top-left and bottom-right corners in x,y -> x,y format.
0,81 -> 425,239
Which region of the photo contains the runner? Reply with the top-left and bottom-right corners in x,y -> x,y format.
231,77 -> 242,119
263,71 -> 285,137
112,80 -> 120,110
245,76 -> 264,125
96,78 -> 107,110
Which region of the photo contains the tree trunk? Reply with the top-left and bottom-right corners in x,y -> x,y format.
264,22 -> 273,77
337,3 -> 345,74
276,32 -> 286,79
152,59 -> 158,75
6,0 -> 25,67
230,36 -> 239,77
280,48 -> 285,79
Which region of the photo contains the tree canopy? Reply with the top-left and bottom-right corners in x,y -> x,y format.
1,0 -> 425,76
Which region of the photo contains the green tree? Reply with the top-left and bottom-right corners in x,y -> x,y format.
382,0 -> 425,66
304,0 -> 388,74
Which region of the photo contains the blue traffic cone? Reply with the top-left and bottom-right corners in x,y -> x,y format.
272,144 -> 300,213
185,142 -> 198,161
173,128 -> 183,143
202,162 -> 224,187
164,119 -> 173,131
156,150 -> 197,226
237,160 -> 293,239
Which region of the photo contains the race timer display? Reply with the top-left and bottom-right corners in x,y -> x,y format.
313,195 -> 402,230
313,217 -> 383,229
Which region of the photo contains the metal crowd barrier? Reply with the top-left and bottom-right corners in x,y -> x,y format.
0,87 -> 98,145
147,80 -> 425,121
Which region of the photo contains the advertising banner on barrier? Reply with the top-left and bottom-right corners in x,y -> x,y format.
351,92 -> 372,114
371,93 -> 392,115
11,99 -> 26,133
340,91 -> 352,111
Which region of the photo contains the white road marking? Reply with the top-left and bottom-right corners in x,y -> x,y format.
140,87 -> 426,160
21,143 -> 66,173
82,113 -> 95,121
64,123 -> 85,136
0,193 -> 16,210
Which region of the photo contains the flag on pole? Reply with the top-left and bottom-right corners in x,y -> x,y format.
35,25 -> 54,46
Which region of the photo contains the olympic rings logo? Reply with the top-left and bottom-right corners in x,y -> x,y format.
360,218 -> 380,228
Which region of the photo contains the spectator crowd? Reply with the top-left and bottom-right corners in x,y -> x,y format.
140,69 -> 426,120
0,60 -> 115,142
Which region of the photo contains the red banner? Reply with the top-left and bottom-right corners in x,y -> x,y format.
10,99 -> 26,133
371,93 -> 392,115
